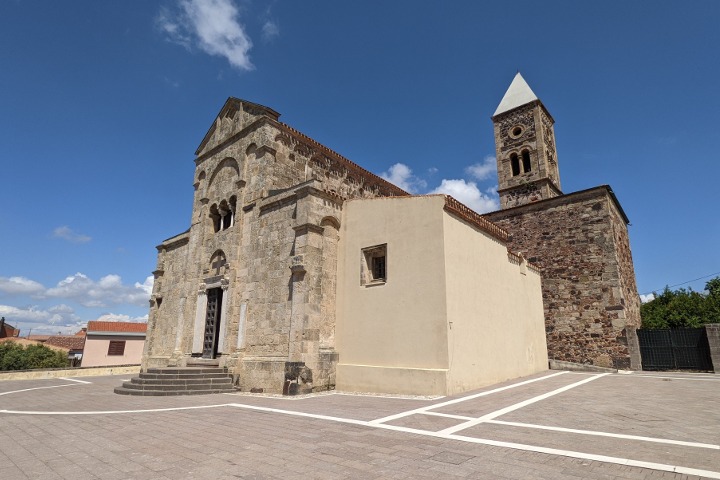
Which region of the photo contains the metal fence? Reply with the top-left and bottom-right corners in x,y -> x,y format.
637,327 -> 713,371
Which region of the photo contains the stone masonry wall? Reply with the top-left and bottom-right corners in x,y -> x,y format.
485,187 -> 641,369
146,99 -> 406,393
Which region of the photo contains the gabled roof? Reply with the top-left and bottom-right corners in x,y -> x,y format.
493,72 -> 539,117
195,97 -> 280,155
87,321 -> 148,333
45,335 -> 86,351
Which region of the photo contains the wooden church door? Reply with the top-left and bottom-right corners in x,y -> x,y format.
202,287 -> 223,359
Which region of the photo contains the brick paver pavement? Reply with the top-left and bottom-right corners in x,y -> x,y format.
0,370 -> 717,479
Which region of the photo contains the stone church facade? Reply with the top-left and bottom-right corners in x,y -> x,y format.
484,74 -> 641,369
143,94 -> 550,396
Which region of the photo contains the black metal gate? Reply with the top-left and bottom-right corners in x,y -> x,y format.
637,327 -> 713,371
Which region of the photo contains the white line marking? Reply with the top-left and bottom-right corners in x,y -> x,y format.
57,377 -> 92,384
486,419 -> 720,450
220,402 -> 720,479
608,374 -> 720,382
333,392 -> 445,400
420,411 -> 476,421
437,373 -> 608,435
0,404 -> 234,415
0,384 -> 78,396
369,371 -> 568,425
2,381 -> 719,478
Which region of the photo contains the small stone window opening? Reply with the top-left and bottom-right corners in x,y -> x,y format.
511,126 -> 523,137
522,150 -> 532,173
361,244 -> 387,285
210,204 -> 221,233
107,340 -> 126,356
510,153 -> 520,176
219,200 -> 231,230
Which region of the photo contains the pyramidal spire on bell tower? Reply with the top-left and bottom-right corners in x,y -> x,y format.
492,73 -> 562,209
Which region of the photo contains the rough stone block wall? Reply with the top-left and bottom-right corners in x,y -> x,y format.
145,98 -> 406,393
485,188 -> 641,369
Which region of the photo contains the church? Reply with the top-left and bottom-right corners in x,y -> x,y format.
139,74 -> 640,396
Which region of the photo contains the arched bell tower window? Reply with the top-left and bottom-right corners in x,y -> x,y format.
510,153 -> 520,176
521,150 -> 532,173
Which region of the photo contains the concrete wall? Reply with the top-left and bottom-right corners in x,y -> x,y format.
336,196 -> 450,395
442,210 -> 547,394
82,336 -> 145,367
336,195 -> 547,396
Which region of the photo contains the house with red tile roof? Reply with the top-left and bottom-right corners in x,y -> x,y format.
81,321 -> 147,367
0,317 -> 20,338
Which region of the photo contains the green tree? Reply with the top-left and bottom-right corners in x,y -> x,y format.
0,342 -> 69,371
640,276 -> 720,329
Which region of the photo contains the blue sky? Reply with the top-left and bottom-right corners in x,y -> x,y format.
1,1 -> 718,334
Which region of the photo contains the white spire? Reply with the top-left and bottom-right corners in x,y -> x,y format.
493,73 -> 538,117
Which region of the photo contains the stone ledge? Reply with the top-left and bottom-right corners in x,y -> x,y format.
0,365 -> 141,381
549,359 -> 618,373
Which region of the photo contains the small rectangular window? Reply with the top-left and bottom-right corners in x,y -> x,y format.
108,340 -> 126,356
362,244 -> 387,285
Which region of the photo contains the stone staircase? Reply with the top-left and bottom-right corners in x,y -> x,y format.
114,365 -> 236,396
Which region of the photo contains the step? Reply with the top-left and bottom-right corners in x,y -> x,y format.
129,377 -> 233,386
145,367 -> 227,375
139,372 -> 231,380
120,381 -> 234,392
114,386 -> 234,396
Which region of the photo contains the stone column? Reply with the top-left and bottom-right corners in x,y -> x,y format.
705,324 -> 720,373
192,286 -> 207,354
287,255 -> 306,362
217,283 -> 230,354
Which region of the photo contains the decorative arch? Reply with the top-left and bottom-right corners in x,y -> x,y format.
209,250 -> 227,276
320,216 -> 341,230
208,157 -> 240,188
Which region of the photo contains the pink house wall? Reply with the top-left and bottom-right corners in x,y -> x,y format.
81,335 -> 145,367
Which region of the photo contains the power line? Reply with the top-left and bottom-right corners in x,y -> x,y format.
640,270 -> 720,296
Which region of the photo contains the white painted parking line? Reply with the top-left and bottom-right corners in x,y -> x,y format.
437,373 -> 608,435
609,374 -> 720,382
420,411 -> 475,421
0,403 -> 234,415
0,383 -> 78,396
217,401 -> 720,480
487,419 -> 720,450
369,370 -> 568,425
57,377 -> 92,384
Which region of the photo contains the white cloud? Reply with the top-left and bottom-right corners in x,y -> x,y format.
262,20 -> 279,41
0,276 -> 45,295
45,273 -> 153,308
430,179 -> 500,214
0,304 -> 82,334
53,226 -> 91,244
157,0 -> 254,71
465,156 -> 497,181
96,313 -> 149,323
380,163 -> 427,193
640,293 -> 655,303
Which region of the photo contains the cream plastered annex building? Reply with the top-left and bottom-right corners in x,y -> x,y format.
142,95 -> 548,396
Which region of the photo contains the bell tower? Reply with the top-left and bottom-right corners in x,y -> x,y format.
492,73 -> 562,209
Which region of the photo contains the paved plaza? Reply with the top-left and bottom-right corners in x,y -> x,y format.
0,370 -> 718,479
